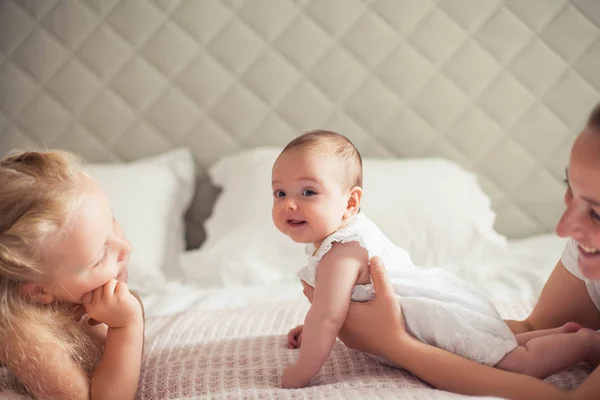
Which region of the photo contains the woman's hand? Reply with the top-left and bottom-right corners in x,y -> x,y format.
301,256 -> 411,358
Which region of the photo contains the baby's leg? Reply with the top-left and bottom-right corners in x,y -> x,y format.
514,322 -> 582,346
496,328 -> 600,379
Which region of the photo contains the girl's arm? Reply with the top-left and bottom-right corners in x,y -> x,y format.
506,260 -> 600,334
85,281 -> 144,400
90,317 -> 144,399
283,241 -> 366,388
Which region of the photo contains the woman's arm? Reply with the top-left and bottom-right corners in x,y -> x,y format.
283,241 -> 366,388
304,257 -> 599,400
506,260 -> 600,334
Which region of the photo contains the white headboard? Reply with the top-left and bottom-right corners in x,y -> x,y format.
1,0 -> 599,244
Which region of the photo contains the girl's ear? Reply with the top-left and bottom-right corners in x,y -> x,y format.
20,282 -> 55,304
344,186 -> 363,219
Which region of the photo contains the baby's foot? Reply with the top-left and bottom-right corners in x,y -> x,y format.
588,330 -> 600,367
577,328 -> 600,367
562,321 -> 584,333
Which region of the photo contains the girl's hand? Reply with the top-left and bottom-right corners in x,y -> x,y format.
287,325 -> 304,349
302,256 -> 412,358
82,280 -> 143,328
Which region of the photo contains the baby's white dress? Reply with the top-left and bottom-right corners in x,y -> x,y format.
297,212 -> 517,367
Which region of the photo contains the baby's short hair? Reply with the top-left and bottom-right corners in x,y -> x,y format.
281,130 -> 363,188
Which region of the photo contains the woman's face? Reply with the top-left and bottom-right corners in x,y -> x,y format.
556,127 -> 600,280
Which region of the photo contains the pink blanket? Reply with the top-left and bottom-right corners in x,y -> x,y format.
137,299 -> 591,399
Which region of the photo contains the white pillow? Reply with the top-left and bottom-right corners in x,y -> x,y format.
182,147 -> 507,287
361,158 -> 509,279
85,148 -> 195,294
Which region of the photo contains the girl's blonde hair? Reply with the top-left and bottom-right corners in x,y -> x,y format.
0,150 -> 103,395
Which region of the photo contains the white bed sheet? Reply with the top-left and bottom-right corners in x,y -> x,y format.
141,234 -> 568,318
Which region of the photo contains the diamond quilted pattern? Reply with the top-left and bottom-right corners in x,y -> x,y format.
145,88 -> 202,141
80,90 -> 135,143
16,0 -> 58,21
12,28 -> 69,83
206,20 -> 266,74
243,52 -> 300,104
306,0 -> 364,36
371,0 -> 434,34
541,4 -> 598,62
478,74 -> 536,128
504,0 -> 566,31
407,10 -> 467,64
15,92 -> 71,143
510,41 -> 568,96
375,43 -> 434,98
171,0 -> 230,43
40,0 -> 98,49
239,0 -> 296,40
0,1 -> 36,54
442,42 -> 501,96
110,57 -> 168,110
141,22 -> 197,78
574,39 -> 600,92
475,7 -> 533,63
0,62 -> 37,117
46,59 -> 102,112
573,0 -> 600,28
0,0 -> 599,239
341,13 -> 399,67
76,26 -> 132,79
107,0 -> 164,46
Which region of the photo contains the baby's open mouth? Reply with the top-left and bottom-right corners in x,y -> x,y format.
287,219 -> 306,227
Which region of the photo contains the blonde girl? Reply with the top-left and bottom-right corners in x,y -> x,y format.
0,150 -> 144,399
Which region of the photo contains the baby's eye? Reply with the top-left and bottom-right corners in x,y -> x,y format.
274,190 -> 285,198
302,189 -> 317,196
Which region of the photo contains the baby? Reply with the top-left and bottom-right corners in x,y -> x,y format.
272,130 -> 600,389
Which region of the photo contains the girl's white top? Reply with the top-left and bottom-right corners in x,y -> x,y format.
298,212 -> 517,366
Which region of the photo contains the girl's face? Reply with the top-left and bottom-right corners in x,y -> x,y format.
556,127 -> 600,280
271,149 -> 360,248
41,174 -> 132,303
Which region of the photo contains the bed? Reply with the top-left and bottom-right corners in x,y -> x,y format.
1,0 -> 599,398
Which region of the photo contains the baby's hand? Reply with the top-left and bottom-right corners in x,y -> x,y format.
82,280 -> 143,329
287,325 -> 304,349
281,364 -> 311,389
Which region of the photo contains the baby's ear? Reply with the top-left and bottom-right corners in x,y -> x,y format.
20,282 -> 55,304
344,186 -> 363,218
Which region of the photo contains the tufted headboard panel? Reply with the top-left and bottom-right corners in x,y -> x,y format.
1,0 -> 599,246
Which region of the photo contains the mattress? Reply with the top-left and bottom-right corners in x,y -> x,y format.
1,234 -> 590,399
131,233 -> 588,399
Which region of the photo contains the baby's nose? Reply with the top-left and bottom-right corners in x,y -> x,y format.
282,198 -> 297,211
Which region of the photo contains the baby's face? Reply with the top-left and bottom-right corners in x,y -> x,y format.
40,174 -> 133,303
271,150 -> 350,246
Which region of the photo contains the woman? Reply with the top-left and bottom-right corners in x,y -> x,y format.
302,102 -> 600,400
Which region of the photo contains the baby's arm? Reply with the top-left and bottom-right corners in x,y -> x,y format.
282,241 -> 367,388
